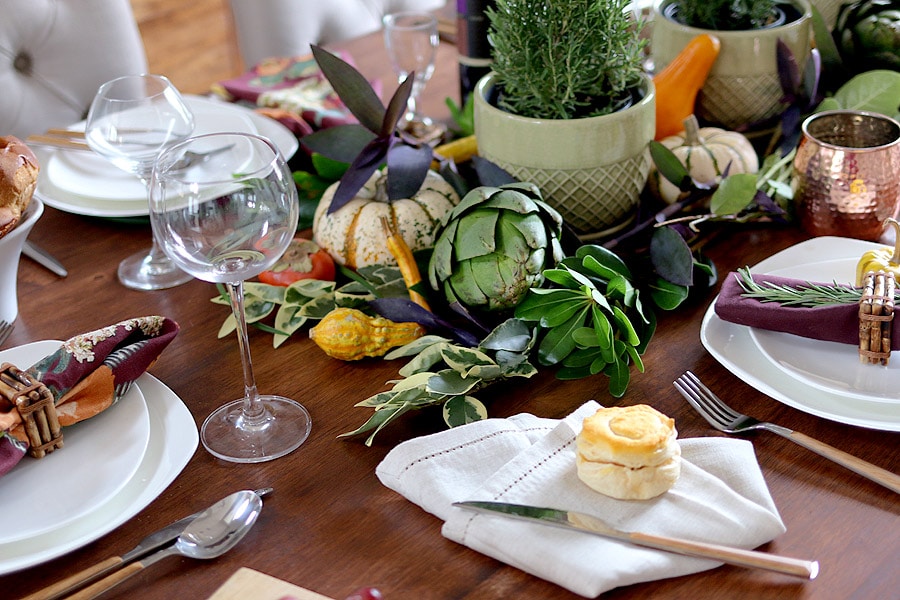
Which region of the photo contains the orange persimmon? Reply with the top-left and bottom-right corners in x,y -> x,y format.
653,34 -> 721,140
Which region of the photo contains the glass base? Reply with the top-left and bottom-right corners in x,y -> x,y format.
201,395 -> 312,463
118,247 -> 193,291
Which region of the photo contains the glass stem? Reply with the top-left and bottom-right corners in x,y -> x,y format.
226,280 -> 265,421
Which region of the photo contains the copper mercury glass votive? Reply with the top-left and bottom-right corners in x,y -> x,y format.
794,110 -> 900,241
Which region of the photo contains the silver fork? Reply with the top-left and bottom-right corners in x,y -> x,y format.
0,320 -> 13,346
674,370 -> 900,494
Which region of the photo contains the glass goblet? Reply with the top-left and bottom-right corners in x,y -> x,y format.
149,132 -> 311,463
382,11 -> 440,134
85,74 -> 195,291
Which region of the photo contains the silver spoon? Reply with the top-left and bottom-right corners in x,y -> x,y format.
64,490 -> 262,600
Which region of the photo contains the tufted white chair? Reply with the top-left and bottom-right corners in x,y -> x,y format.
0,0 -> 148,139
228,0 -> 447,67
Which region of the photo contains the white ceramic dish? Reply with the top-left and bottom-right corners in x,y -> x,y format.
0,341 -> 150,544
700,237 -> 900,431
35,96 -> 299,218
749,258 -> 900,403
0,346 -> 198,574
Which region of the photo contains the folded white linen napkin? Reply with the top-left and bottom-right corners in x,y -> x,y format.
376,401 -> 786,597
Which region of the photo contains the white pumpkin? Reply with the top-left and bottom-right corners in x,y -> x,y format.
648,115 -> 759,205
312,169 -> 460,269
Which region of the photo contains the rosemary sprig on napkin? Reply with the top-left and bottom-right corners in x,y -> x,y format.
735,267 -> 867,307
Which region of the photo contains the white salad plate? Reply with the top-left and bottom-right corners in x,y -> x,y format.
0,342 -> 198,575
700,236 -> 900,431
0,341 -> 150,545
35,95 -> 299,218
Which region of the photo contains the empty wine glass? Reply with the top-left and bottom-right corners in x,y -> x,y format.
382,11 -> 440,137
85,74 -> 195,291
150,132 -> 311,463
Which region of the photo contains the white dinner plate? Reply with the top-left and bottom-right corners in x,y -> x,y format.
0,365 -> 198,574
748,258 -> 900,403
35,96 -> 299,218
0,341 -> 150,544
700,236 -> 900,431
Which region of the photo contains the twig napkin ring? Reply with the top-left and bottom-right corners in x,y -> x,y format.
0,364 -> 62,458
858,270 -> 895,365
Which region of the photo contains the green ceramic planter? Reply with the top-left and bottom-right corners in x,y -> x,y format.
651,0 -> 812,130
473,72 -> 656,238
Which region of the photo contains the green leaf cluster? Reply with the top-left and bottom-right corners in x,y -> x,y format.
514,245 -> 655,397
486,0 -> 647,119
211,265 -> 408,347
339,319 -> 538,446
669,0 -> 778,30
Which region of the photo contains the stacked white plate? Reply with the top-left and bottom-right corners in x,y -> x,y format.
0,341 -> 198,574
701,236 -> 900,431
34,96 -> 300,218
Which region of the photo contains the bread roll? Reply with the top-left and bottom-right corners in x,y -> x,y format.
576,404 -> 681,500
0,136 -> 40,238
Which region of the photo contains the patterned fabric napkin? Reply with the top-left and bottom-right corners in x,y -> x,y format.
0,316 -> 179,477
214,52 -> 374,138
377,401 -> 786,598
715,271 -> 900,349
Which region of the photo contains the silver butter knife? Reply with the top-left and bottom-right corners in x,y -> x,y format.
23,241 -> 68,278
453,500 -> 818,579
24,488 -> 273,600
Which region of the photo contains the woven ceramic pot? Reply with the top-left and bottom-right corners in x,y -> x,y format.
473,72 -> 655,239
651,0 -> 812,130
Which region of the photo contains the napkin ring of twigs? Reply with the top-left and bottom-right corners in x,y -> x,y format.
858,271 -> 895,365
0,363 -> 63,458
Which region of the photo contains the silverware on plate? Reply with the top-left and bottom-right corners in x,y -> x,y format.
453,500 -> 819,579
23,487 -> 273,600
674,371 -> 900,494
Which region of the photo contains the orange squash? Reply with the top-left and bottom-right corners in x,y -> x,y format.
653,34 -> 721,140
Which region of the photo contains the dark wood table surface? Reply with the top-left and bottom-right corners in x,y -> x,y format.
3,30 -> 898,600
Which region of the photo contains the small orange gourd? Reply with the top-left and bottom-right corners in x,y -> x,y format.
653,34 -> 721,140
309,307 -> 425,361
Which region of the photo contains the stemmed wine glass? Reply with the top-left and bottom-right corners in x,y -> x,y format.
149,132 -> 311,463
382,11 -> 440,137
85,74 -> 195,291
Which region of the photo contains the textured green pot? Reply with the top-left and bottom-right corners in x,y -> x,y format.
651,0 -> 812,130
473,72 -> 656,238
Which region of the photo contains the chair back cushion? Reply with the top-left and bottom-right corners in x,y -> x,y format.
0,0 -> 148,138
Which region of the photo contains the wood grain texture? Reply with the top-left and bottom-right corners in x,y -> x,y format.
2,29 -> 898,600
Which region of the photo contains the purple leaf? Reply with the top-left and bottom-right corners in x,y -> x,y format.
776,39 -> 800,97
472,156 -> 517,187
311,45 -> 385,133
369,297 -> 480,346
301,124 -> 377,163
802,48 -> 822,110
328,137 -> 390,213
386,143 -> 433,200
382,74 -> 415,138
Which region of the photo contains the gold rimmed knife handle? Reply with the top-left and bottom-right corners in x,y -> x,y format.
20,558 -> 123,600
627,530 -> 819,579
62,561 -> 147,600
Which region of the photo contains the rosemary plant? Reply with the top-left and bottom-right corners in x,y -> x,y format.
486,0 -> 647,120
670,0 -> 779,30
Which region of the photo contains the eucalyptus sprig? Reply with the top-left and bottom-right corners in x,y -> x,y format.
735,266 -> 866,307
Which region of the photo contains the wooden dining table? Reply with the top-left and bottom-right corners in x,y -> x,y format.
3,27 -> 898,600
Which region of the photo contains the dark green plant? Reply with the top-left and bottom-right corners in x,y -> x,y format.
670,0 -> 780,30
486,0 -> 647,119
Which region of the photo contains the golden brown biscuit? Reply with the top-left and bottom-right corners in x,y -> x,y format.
576,404 -> 681,500
0,136 -> 40,238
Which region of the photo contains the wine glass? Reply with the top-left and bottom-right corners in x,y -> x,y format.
85,74 -> 195,291
149,132 -> 311,463
382,11 -> 441,137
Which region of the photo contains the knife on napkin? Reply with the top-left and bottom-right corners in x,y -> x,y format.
453,500 -> 819,579
23,488 -> 273,600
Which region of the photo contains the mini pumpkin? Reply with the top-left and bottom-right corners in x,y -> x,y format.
313,169 -> 460,269
648,115 -> 759,205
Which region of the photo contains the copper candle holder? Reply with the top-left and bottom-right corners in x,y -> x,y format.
794,110 -> 900,241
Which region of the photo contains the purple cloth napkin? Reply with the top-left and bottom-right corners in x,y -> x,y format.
0,316 -> 179,477
715,271 -> 900,349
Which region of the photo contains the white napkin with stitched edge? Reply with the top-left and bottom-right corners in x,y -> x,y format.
376,401 -> 786,597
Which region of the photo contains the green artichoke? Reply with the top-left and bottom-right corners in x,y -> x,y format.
428,182 -> 565,311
